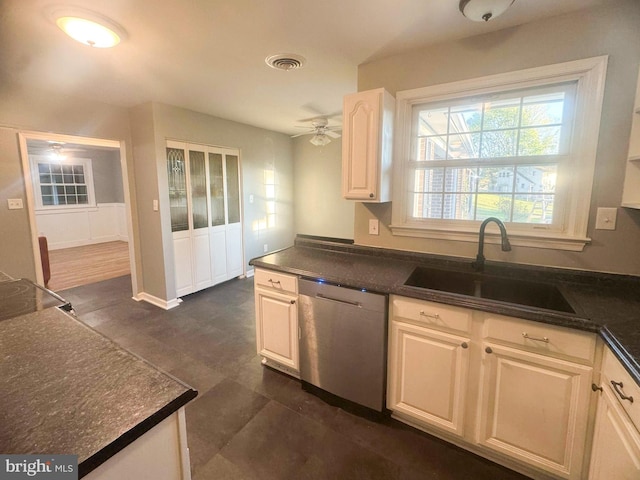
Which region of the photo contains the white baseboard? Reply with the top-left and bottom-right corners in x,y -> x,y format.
245,269 -> 254,278
133,292 -> 182,310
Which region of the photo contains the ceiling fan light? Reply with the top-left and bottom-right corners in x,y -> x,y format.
310,134 -> 331,147
49,7 -> 126,48
459,0 -> 515,22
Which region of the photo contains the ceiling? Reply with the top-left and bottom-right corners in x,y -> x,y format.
0,0 -> 607,136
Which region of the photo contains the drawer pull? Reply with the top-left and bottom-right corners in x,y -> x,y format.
522,332 -> 549,343
268,279 -> 281,285
290,299 -> 296,305
591,383 -> 603,393
611,381 -> 634,403
461,342 -> 469,349
485,346 -> 493,354
419,311 -> 440,320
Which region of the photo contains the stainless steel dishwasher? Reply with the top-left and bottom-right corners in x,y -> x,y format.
298,278 -> 387,413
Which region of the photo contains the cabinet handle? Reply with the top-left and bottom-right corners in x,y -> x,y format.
461,342 -> 469,349
591,383 -> 603,393
419,311 -> 440,320
522,332 -> 549,343
268,279 -> 281,285
611,381 -> 634,403
290,299 -> 296,305
369,193 -> 374,198
485,346 -> 493,354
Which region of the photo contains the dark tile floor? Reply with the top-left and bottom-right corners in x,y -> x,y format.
62,275 -> 531,480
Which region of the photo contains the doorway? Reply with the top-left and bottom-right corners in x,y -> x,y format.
18,132 -> 137,293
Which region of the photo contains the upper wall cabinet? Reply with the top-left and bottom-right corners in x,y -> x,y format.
621,66 -> 640,208
342,88 -> 395,202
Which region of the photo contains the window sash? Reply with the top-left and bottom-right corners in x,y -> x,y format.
30,156 -> 95,210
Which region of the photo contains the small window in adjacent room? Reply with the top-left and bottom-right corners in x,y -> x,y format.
31,156 -> 96,209
391,57 -> 608,251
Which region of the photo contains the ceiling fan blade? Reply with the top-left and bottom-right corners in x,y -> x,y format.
326,131 -> 341,139
291,132 -> 314,138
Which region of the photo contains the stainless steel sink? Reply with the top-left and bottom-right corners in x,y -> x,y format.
404,266 -> 575,314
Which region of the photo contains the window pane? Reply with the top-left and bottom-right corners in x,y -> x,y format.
53,174 -> 63,184
62,165 -> 72,175
56,185 -> 65,195
476,194 -> 512,222
38,164 -> 50,174
77,185 -> 87,195
447,133 -> 480,159
67,196 -> 77,205
443,194 -> 476,220
481,130 -> 517,158
189,150 -> 208,229
51,165 -> 62,174
483,98 -> 520,130
209,153 -> 225,226
42,195 -> 54,206
477,167 -> 514,193
445,168 -> 477,192
77,195 -> 88,204
522,92 -> 564,126
73,165 -> 85,175
412,193 -> 442,219
74,174 -> 85,183
416,136 -> 447,161
450,103 -> 483,133
40,173 -> 51,184
518,126 -> 561,156
226,155 -> 240,224
513,194 -> 554,224
65,185 -> 77,195
41,186 -> 52,196
413,168 -> 444,193
63,174 -> 74,183
166,147 -> 188,232
418,107 -> 449,135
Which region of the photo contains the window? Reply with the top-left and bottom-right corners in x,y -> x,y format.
31,156 -> 95,210
392,57 -> 608,251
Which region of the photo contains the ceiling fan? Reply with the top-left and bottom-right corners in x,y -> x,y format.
291,118 -> 341,146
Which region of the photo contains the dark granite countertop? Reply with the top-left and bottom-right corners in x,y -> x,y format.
250,237 -> 640,385
0,307 -> 197,477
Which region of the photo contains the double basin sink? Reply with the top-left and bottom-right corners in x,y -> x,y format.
404,265 -> 575,314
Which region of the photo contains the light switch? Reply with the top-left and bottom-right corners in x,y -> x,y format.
7,198 -> 23,210
595,207 -> 617,230
369,219 -> 379,235
153,199 -> 159,211
249,194 -> 254,204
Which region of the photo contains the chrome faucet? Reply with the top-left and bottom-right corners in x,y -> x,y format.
472,217 -> 511,272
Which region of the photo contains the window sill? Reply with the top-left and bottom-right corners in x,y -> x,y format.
389,224 -> 590,252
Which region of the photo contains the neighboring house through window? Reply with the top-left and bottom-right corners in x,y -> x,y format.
391,56 -> 608,251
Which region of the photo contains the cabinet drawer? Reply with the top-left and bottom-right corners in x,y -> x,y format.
483,314 -> 596,364
390,295 -> 472,334
602,347 -> 640,430
254,269 -> 297,294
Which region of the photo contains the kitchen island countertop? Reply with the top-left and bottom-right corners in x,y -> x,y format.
250,236 -> 640,386
0,306 -> 197,477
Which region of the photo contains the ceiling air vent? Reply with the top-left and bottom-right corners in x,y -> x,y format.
265,53 -> 306,71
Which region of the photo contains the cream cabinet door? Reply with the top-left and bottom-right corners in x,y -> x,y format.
387,320 -> 470,437
342,88 -> 394,202
255,287 -> 298,371
477,342 -> 592,479
589,379 -> 640,479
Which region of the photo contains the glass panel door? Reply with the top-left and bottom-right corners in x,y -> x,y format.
189,149 -> 208,229
209,152 -> 225,226
226,154 -> 240,224
166,147 -> 188,232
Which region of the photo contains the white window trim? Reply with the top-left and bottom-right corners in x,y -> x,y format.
30,155 -> 96,211
391,56 -> 608,252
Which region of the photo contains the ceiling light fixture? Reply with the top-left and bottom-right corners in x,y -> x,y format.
459,0 -> 515,22
309,134 -> 331,147
49,7 -> 126,48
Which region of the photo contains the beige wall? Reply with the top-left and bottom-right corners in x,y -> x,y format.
293,136 -> 354,240
0,83 -> 142,286
355,0 -> 640,275
132,102 -> 295,299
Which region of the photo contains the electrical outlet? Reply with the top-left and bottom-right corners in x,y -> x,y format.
263,244 -> 268,253
595,207 -> 617,230
369,219 -> 379,235
153,199 -> 159,211
7,199 -> 23,210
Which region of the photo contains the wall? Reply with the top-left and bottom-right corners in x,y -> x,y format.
131,102 -> 295,301
292,136 -> 354,240
355,0 -> 640,275
92,149 -> 124,203
0,83 -> 141,287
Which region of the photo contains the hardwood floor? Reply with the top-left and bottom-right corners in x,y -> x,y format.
48,241 -> 130,291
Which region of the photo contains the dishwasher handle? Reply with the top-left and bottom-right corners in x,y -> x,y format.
315,292 -> 362,308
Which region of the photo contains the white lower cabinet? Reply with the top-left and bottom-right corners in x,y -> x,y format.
388,295 -> 597,480
589,347 -> 640,479
254,269 -> 299,375
477,342 -> 593,479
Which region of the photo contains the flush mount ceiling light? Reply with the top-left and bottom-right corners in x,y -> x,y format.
309,134 -> 331,147
49,6 -> 126,48
265,53 -> 307,71
459,0 -> 515,22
